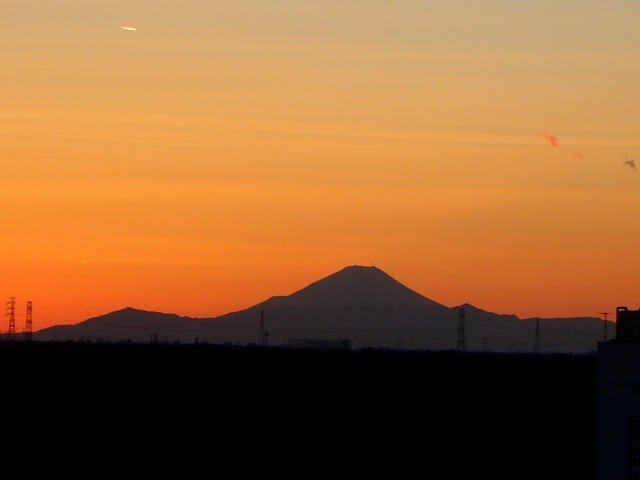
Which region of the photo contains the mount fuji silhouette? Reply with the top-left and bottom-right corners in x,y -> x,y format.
256,265 -> 440,308
34,265 -> 606,352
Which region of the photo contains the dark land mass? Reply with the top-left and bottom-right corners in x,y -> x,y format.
34,266 -> 608,353
2,341 -> 595,478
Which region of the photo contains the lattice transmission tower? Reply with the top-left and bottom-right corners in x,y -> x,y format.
25,301 -> 33,341
6,297 -> 16,339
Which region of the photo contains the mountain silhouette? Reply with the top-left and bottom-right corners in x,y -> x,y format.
256,265 -> 442,309
33,265 -> 607,353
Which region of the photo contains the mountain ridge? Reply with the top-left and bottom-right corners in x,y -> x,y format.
33,265 -> 606,353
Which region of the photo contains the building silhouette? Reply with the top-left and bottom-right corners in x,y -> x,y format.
594,306 -> 640,479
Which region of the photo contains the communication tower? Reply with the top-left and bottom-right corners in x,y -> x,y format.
457,307 -> 466,351
534,318 -> 540,354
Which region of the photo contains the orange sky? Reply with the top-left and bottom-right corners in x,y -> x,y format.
2,1 -> 640,329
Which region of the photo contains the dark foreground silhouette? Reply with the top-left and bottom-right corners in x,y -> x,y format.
2,342 -> 595,478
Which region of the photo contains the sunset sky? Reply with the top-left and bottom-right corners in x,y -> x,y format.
2,1 -> 640,329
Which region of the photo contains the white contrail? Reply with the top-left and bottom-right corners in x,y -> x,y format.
120,26 -> 137,31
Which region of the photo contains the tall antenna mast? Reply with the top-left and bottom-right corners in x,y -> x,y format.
534,318 -> 540,354
457,307 -> 466,352
6,297 -> 16,340
25,301 -> 33,341
599,312 -> 610,342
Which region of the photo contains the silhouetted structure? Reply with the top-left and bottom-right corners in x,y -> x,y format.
457,307 -> 465,351
25,301 -> 32,341
534,318 -> 540,354
6,297 -> 15,339
599,311 -> 610,342
594,306 -> 640,479
614,306 -> 640,342
259,310 -> 265,346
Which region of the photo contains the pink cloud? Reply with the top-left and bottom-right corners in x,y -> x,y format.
543,132 -> 559,147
